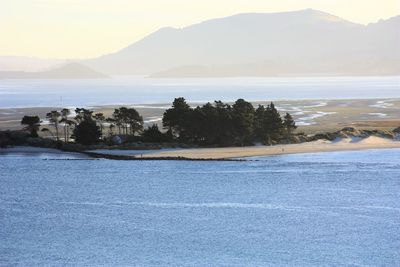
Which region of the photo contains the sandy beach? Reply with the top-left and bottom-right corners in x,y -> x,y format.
141,137 -> 400,159
2,136 -> 400,160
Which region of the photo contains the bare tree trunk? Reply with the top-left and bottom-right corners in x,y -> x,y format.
64,125 -> 67,142
55,124 -> 59,141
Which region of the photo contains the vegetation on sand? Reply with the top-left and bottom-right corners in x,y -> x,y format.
13,97 -> 298,147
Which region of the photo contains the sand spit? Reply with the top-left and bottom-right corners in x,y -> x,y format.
140,137 -> 400,159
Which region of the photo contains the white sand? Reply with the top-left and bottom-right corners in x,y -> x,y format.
142,137 -> 400,159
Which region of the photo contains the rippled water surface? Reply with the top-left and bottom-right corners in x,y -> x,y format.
1,149 -> 400,266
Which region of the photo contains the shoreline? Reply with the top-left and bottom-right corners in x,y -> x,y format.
2,136 -> 400,161
140,137 -> 400,160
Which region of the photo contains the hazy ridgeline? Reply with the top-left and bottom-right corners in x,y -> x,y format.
1,10 -> 399,78
83,9 -> 400,77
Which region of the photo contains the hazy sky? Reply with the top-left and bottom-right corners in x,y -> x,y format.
1,0 -> 399,59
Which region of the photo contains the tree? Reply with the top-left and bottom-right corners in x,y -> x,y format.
163,97 -> 192,141
188,102 -> 233,145
125,108 -> 143,135
46,111 -> 61,141
73,117 -> 101,145
283,113 -> 297,137
142,124 -> 167,142
94,113 -> 106,138
232,99 -> 255,145
110,110 -> 122,135
75,108 -> 93,123
263,102 -> 283,143
254,105 -> 267,142
106,117 -> 116,136
116,107 -> 129,135
213,101 -> 235,146
111,107 -> 143,136
159,98 -> 295,146
21,116 -> 41,137
60,108 -> 73,143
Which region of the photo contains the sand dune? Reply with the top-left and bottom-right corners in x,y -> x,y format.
142,137 -> 400,159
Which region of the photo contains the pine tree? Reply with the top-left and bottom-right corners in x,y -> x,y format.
162,97 -> 192,141
283,113 -> 297,137
21,116 -> 41,137
232,99 -> 255,145
263,102 -> 283,143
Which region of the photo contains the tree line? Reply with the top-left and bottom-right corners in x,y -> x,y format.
163,98 -> 296,146
20,98 -> 296,146
21,107 -> 144,145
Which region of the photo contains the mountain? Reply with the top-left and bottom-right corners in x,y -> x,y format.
0,56 -> 65,72
84,9 -> 400,77
0,63 -> 109,79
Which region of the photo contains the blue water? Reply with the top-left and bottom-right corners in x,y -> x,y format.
1,76 -> 399,108
1,148 -> 400,266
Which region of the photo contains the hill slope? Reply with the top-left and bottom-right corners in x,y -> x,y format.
85,9 -> 400,77
0,63 -> 109,79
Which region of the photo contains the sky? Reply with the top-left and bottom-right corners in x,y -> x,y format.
1,0 -> 399,59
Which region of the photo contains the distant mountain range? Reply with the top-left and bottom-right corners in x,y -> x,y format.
0,63 -> 108,79
1,9 -> 399,78
0,56 -> 66,72
84,9 -> 400,77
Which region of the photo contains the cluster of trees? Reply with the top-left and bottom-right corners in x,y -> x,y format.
20,97 -> 297,146
21,107 -> 144,145
105,107 -> 143,136
163,98 -> 296,146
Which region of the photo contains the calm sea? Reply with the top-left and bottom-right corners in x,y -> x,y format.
1,76 -> 399,108
1,148 -> 400,266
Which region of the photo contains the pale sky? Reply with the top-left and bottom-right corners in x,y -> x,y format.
1,0 -> 399,59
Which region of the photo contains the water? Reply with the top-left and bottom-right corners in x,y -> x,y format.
1,76 -> 399,108
1,148 -> 400,266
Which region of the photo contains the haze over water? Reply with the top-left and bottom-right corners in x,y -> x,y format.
1,76 -> 399,108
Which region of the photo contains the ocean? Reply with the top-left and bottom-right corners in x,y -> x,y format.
1,148 -> 399,266
1,76 -> 399,108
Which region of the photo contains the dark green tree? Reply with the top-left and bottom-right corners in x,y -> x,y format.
21,115 -> 41,137
156,98 -> 296,146
111,107 -> 143,136
74,108 -> 93,123
283,113 -> 297,137
254,105 -> 266,142
73,117 -> 101,145
263,102 -> 283,143
232,99 -> 255,145
117,107 -> 129,135
163,97 -> 192,141
213,101 -> 235,146
46,111 -> 61,141
142,124 -> 167,142
94,113 -> 106,138
125,108 -> 143,135
110,109 -> 122,135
